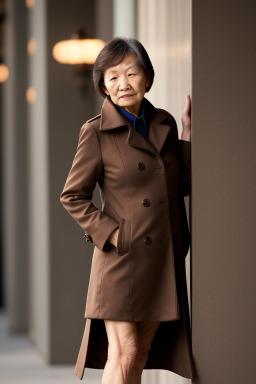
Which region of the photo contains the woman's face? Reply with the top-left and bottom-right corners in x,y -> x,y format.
102,53 -> 150,115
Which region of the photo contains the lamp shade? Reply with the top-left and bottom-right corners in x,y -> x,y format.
52,38 -> 105,65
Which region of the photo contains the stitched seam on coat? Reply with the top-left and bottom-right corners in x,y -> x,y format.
113,132 -> 132,319
161,156 -> 180,319
98,252 -> 107,317
159,113 -> 180,318
88,122 -> 107,317
87,121 -> 104,171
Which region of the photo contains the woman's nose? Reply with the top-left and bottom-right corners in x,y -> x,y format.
118,76 -> 130,90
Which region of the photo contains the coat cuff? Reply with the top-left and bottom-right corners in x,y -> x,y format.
90,218 -> 119,252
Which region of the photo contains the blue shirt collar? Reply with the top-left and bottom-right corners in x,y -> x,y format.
116,98 -> 149,128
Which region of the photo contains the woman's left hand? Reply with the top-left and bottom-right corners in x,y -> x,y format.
181,95 -> 191,142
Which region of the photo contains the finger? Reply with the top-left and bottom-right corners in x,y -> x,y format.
183,95 -> 191,114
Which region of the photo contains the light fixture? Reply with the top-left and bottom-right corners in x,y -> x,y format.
52,29 -> 105,90
0,63 -> 8,83
25,0 -> 35,9
0,2 -> 8,82
26,86 -> 36,104
27,38 -> 37,56
52,29 -> 105,66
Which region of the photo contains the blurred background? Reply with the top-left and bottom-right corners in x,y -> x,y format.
1,1 -> 256,384
0,0 -> 191,383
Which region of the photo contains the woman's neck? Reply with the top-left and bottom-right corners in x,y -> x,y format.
123,101 -> 143,118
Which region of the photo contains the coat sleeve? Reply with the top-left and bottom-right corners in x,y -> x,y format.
177,139 -> 191,197
162,108 -> 192,197
60,121 -> 119,252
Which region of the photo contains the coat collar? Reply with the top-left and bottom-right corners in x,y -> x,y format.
100,95 -> 173,156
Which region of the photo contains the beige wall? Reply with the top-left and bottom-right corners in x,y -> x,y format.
137,0 -> 191,132
137,1 -> 192,383
191,1 -> 256,383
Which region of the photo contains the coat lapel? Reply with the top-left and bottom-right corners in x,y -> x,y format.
100,95 -> 172,156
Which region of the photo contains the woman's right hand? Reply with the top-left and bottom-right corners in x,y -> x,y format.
107,227 -> 119,247
181,94 -> 191,142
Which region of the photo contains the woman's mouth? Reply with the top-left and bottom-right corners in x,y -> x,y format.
120,94 -> 134,99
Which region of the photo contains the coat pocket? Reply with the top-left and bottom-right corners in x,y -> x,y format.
116,218 -> 128,256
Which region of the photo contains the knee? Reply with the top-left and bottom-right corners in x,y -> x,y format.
120,342 -> 139,369
133,347 -> 149,370
108,337 -> 139,370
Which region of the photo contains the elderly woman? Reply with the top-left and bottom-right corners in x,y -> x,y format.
60,37 -> 194,383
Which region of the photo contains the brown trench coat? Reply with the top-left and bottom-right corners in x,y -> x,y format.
60,95 -> 194,380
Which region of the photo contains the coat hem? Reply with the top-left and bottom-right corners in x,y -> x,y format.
76,317 -> 194,381
86,293 -> 180,321
84,313 -> 180,322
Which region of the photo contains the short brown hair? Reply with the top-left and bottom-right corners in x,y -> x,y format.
93,37 -> 155,98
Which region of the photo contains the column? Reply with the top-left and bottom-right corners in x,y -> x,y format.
27,0 -> 97,362
2,0 -> 29,333
113,0 -> 136,38
191,0 -> 256,382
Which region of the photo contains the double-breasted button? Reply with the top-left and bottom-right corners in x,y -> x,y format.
144,236 -> 152,245
164,159 -> 171,167
137,162 -> 145,170
169,198 -> 175,206
84,233 -> 93,243
142,198 -> 150,207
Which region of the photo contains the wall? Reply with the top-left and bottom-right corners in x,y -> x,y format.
47,0 -> 96,363
2,0 -> 29,332
191,1 -> 256,383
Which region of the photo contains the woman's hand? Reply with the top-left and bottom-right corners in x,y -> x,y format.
107,227 -> 119,247
181,94 -> 191,142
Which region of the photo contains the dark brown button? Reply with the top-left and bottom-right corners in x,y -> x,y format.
137,162 -> 145,170
164,159 -> 171,167
142,198 -> 150,207
169,198 -> 175,206
173,234 -> 178,242
144,236 -> 152,245
84,233 -> 93,243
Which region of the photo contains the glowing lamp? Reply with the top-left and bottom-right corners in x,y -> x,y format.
52,30 -> 105,91
52,38 -> 105,65
0,64 -> 9,83
52,29 -> 105,66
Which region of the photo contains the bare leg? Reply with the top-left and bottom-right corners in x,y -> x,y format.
102,320 -> 161,384
102,320 -> 139,384
129,321 -> 161,384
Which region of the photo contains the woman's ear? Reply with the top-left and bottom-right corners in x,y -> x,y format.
101,82 -> 109,96
145,75 -> 151,92
146,75 -> 151,88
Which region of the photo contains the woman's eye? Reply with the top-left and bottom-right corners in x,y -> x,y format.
110,77 -> 117,81
128,73 -> 135,77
